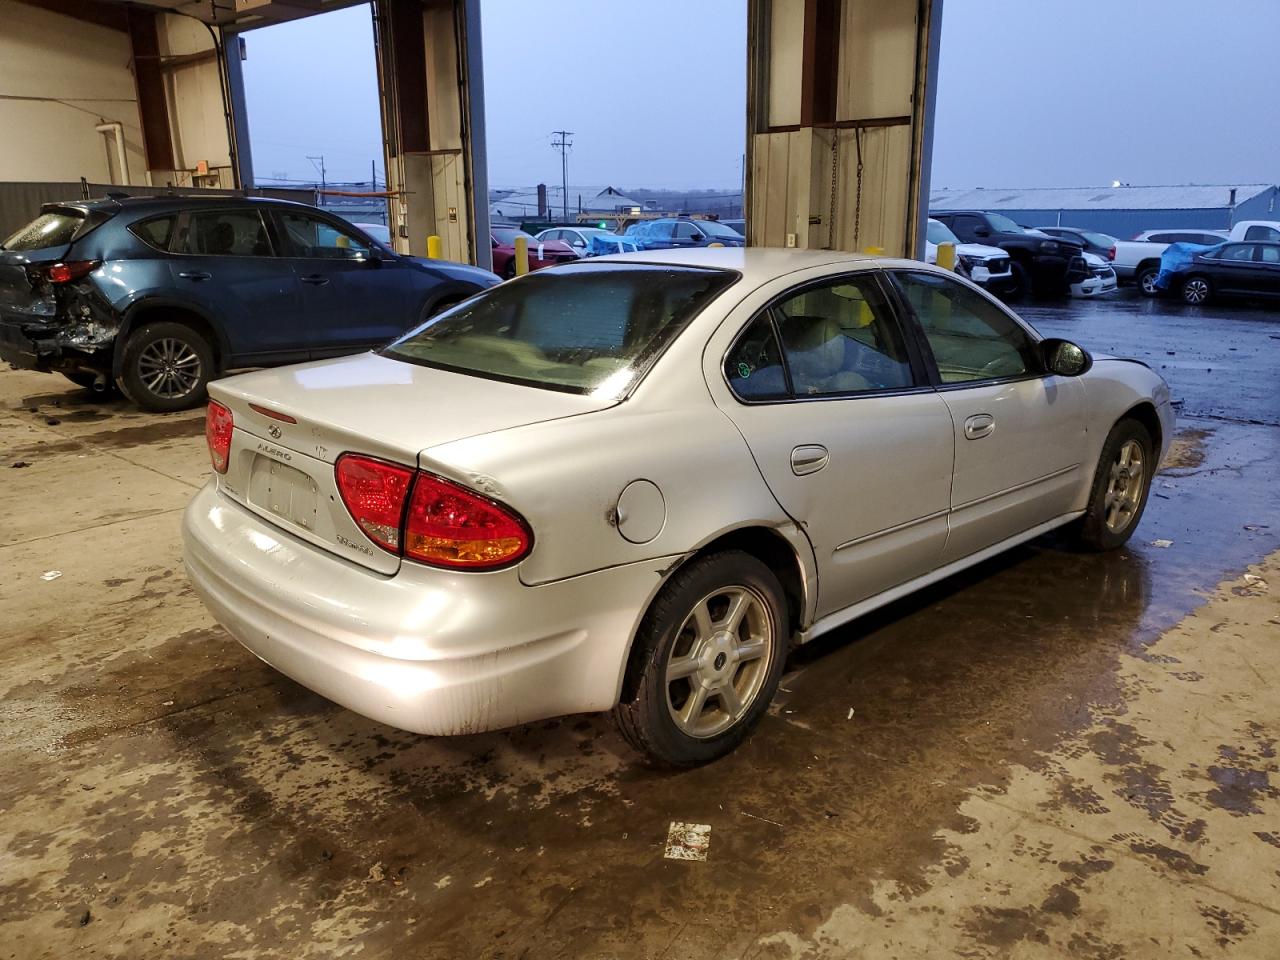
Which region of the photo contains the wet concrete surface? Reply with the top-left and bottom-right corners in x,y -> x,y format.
1,295 -> 1278,958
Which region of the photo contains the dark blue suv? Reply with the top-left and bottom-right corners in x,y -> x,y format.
0,196 -> 498,410
624,217 -> 746,251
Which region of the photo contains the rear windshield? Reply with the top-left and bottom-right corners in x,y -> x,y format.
3,210 -> 86,251
493,227 -> 534,245
1083,231 -> 1117,248
383,263 -> 736,396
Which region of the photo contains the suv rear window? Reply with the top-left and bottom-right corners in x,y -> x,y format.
130,216 -> 177,252
3,210 -> 86,252
383,263 -> 736,397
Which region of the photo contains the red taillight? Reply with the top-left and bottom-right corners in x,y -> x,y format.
334,456 -> 532,568
205,401 -> 234,474
335,454 -> 414,554
1108,246 -> 1116,261
405,473 -> 531,570
40,260 -> 100,284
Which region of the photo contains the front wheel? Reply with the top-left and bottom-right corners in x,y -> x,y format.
613,551 -> 788,766
1138,266 -> 1161,296
1072,419 -> 1154,551
1181,275 -> 1212,305
119,321 -> 214,412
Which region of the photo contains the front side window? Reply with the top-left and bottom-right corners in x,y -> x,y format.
280,212 -> 370,259
181,210 -> 272,257
674,222 -> 701,240
1259,245 -> 1280,264
384,263 -> 735,396
894,271 -> 1039,383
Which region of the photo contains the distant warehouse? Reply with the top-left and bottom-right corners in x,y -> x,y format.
929,183 -> 1278,238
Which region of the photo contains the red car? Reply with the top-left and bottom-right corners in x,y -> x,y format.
491,226 -> 576,278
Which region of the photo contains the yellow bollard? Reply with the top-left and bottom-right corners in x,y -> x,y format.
336,234 -> 349,249
426,234 -> 442,259
708,242 -> 725,248
514,236 -> 529,276
863,245 -> 885,256
937,241 -> 956,271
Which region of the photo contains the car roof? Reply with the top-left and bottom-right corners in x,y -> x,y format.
591,246 -> 878,278
48,194 -> 323,215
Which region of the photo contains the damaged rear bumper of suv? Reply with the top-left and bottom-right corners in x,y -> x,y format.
0,316 -> 118,377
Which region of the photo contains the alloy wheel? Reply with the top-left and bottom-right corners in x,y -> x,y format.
1140,271 -> 1159,295
1103,439 -> 1146,534
1183,278 -> 1209,304
664,585 -> 774,739
137,337 -> 202,399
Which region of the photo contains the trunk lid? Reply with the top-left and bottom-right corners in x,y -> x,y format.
210,351 -> 616,573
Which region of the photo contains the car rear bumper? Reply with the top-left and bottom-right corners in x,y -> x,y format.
182,481 -> 674,735
0,321 -> 51,370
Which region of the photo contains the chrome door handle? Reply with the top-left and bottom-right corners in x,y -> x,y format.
964,414 -> 995,439
790,444 -> 829,476
300,274 -> 330,285
178,271 -> 211,281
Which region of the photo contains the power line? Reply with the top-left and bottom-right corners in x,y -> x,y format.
550,130 -> 573,219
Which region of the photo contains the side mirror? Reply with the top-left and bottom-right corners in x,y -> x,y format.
573,239 -> 585,248
690,232 -> 704,242
973,227 -> 990,238
1041,338 -> 1092,377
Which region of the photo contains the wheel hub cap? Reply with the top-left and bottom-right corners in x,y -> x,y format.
665,586 -> 774,739
1103,439 -> 1146,534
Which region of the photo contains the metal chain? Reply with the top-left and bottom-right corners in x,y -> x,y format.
853,127 -> 864,251
827,130 -> 838,250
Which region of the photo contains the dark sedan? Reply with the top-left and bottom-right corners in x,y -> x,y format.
1157,241 -> 1280,304
624,218 -> 746,250
0,196 -> 498,410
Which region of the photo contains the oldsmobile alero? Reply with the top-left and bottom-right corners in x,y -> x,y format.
183,248 -> 1173,765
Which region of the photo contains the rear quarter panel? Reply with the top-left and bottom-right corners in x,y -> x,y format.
420,402 -> 804,589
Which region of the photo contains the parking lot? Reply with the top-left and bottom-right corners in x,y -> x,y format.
1,289 -> 1276,959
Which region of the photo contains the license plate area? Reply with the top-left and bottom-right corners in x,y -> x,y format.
248,454 -> 320,532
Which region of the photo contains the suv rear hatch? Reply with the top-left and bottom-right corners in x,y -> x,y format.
0,205 -> 108,318
210,351 -> 617,574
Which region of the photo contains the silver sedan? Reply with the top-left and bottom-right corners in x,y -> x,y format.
183,249 -> 1174,765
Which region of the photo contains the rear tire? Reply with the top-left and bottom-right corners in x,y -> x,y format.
1138,265 -> 1161,297
1181,275 -> 1212,305
613,551 -> 788,766
1072,419 -> 1154,551
119,321 -> 214,412
1004,261 -> 1030,301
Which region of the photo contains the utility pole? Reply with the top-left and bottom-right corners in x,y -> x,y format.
550,130 -> 573,220
307,154 -> 326,206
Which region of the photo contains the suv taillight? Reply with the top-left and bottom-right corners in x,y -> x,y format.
334,454 -> 532,569
205,401 -> 234,474
35,260 -> 101,284
1108,246 -> 1116,261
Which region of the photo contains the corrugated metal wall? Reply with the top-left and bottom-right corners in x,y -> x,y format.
0,182 -> 315,241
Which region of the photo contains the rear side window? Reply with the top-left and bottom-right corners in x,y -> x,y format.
3,210 -> 86,251
1244,225 -> 1280,242
725,314 -> 789,400
179,210 -> 273,256
130,216 -> 176,252
1260,245 -> 1280,264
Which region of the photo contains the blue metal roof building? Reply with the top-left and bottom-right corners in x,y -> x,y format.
929,184 -> 1278,239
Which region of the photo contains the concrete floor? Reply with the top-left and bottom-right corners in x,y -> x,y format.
1,291 -> 1277,959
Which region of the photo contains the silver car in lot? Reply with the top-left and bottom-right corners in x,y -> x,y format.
183,249 -> 1174,765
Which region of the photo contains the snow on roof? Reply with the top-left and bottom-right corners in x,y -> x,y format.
929,184 -> 1273,212
489,185 -> 644,214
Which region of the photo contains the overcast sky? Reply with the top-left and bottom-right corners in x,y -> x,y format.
242,0 -> 1277,191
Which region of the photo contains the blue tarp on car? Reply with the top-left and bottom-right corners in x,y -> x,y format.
588,234 -> 640,256
1155,241 -> 1227,290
